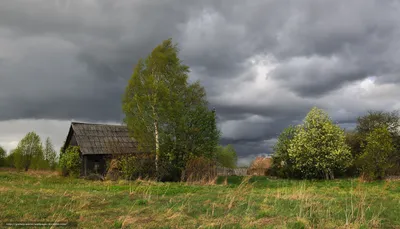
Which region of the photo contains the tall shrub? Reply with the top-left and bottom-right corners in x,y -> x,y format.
288,107 -> 352,179
358,126 -> 395,180
216,144 -> 238,168
59,146 -> 81,177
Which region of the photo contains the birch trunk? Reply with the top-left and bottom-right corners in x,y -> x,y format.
154,119 -> 159,177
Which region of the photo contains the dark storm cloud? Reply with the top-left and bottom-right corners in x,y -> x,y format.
2,0 -> 400,159
264,0 -> 400,96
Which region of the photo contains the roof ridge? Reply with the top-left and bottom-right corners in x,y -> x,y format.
71,122 -> 126,127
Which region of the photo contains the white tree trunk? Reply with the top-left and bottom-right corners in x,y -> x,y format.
154,119 -> 159,177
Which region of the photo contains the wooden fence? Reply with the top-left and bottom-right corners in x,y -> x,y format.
217,167 -> 248,176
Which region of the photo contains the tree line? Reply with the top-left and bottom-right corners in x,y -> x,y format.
270,107 -> 400,181
0,132 -> 58,171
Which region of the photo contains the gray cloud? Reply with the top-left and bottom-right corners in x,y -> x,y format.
1,0 -> 400,161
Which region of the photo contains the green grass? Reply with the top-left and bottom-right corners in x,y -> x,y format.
0,170 -> 399,228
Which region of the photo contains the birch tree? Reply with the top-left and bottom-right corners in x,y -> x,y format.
123,39 -> 219,179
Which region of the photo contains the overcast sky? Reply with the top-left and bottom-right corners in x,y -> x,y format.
1,0 -> 400,165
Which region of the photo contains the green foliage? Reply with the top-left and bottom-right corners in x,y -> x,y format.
271,125 -> 300,178
119,155 -> 157,180
356,110 -> 400,136
0,146 -> 6,167
44,137 -> 58,170
345,131 -> 363,158
356,110 -> 400,154
165,83 -> 220,164
216,144 -> 238,168
14,148 -> 24,170
358,126 -> 395,180
119,155 -> 138,180
14,132 -> 45,171
288,107 -> 352,179
344,131 -> 363,176
5,150 -> 16,168
355,110 -> 400,176
122,39 -> 220,179
59,146 -> 81,177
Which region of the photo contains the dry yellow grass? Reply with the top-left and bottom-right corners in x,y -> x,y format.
0,171 -> 400,228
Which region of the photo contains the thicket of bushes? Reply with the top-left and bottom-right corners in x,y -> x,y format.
271,107 -> 400,181
182,156 -> 216,182
101,154 -> 219,182
103,153 -> 182,181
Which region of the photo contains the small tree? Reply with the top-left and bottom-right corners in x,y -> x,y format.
44,137 -> 57,170
14,132 -> 44,171
358,126 -> 395,180
288,107 -> 352,179
356,110 -> 400,175
216,144 -> 238,168
271,125 -> 300,178
59,146 -> 81,177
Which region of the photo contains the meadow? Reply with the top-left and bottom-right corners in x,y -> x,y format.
0,170 -> 399,229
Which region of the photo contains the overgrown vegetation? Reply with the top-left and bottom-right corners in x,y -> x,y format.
216,144 -> 238,168
271,107 -> 400,181
118,155 -> 158,180
1,170 -> 400,228
358,127 -> 395,180
182,156 -> 216,183
270,125 -> 299,179
59,146 -> 81,177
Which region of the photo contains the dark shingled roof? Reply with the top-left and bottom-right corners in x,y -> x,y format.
65,122 -> 138,155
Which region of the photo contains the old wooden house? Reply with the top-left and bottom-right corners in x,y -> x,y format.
63,122 -> 138,176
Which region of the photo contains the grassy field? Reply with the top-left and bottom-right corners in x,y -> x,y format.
0,170 -> 399,229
